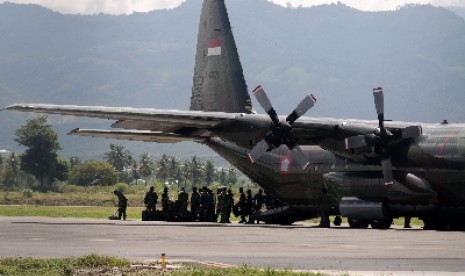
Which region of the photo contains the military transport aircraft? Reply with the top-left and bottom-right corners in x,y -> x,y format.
4,0 -> 465,230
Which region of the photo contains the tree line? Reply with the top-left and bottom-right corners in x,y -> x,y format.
0,115 -> 240,191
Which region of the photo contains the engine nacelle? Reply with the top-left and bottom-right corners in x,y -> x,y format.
339,197 -> 386,219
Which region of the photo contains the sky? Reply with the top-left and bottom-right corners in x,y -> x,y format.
0,0 -> 464,15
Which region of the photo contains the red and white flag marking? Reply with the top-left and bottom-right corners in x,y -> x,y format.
207,39 -> 222,56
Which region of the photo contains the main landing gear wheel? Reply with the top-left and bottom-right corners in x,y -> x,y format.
370,218 -> 393,229
348,218 -> 369,229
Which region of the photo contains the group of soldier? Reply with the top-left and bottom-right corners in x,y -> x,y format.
140,185 -> 275,223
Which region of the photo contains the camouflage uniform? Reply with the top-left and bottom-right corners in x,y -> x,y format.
161,187 -> 171,220
226,189 -> 234,223
177,187 -> 189,220
238,187 -> 246,223
114,190 -> 127,220
199,187 -> 209,222
320,187 -> 331,228
190,187 -> 201,221
219,187 -> 230,223
144,186 -> 158,213
245,189 -> 253,223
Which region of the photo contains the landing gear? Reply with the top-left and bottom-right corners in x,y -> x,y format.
348,218 -> 369,229
370,218 -> 393,229
422,217 -> 465,231
347,218 -> 393,229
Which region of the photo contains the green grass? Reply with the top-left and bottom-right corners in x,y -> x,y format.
0,205 -> 145,220
0,254 -> 129,276
0,254 -> 337,275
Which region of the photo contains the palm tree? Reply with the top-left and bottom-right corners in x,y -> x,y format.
104,144 -> 133,172
181,160 -> 192,188
156,154 -> 170,185
138,153 -> 154,184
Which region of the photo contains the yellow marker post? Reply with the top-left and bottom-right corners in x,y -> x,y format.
161,253 -> 167,269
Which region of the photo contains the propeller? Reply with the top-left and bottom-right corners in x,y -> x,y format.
345,87 -> 421,186
248,85 -> 316,170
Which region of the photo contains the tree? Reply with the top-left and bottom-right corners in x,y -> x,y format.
138,153 -> 153,184
168,156 -> 180,186
104,144 -> 133,172
155,154 -> 169,185
0,164 -> 16,189
218,168 -> 227,186
204,160 -> 216,186
104,144 -> 134,183
7,153 -> 19,187
227,167 -> 237,185
69,156 -> 81,170
14,115 -> 63,187
54,158 -> 70,182
181,160 -> 192,188
68,160 -> 118,186
191,156 -> 203,187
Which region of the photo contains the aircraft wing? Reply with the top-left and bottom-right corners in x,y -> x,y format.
68,129 -> 206,143
3,103 -> 420,160
5,104 -> 236,127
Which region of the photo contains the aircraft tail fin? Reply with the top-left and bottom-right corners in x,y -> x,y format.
190,0 -> 252,114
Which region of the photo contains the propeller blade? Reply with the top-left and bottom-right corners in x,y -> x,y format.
381,158 -> 394,186
248,138 -> 270,164
401,125 -> 422,139
286,93 -> 317,124
290,145 -> 310,170
344,135 -> 368,150
252,85 -> 279,124
373,87 -> 384,116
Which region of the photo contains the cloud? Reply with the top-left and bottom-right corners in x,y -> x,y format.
270,0 -> 465,11
0,0 -> 187,14
0,0 -> 464,14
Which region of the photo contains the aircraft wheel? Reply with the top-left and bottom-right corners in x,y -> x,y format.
348,218 -> 369,229
422,217 -> 447,230
333,215 -> 342,226
370,218 -> 393,229
446,218 -> 465,231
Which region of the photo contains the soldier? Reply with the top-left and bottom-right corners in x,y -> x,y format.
199,186 -> 209,222
319,186 -> 331,228
264,190 -> 274,210
113,190 -> 127,220
219,187 -> 231,223
144,186 -> 158,213
238,187 -> 246,223
245,189 -> 254,223
252,188 -> 265,223
190,187 -> 201,221
253,189 -> 265,213
215,188 -> 223,222
226,188 -> 234,223
161,187 -> 170,220
207,188 -> 216,222
178,187 -> 189,220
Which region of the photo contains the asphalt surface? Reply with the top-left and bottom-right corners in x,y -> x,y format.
1,216 -> 465,275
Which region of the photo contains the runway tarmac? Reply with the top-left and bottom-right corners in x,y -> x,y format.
1,216 -> 465,274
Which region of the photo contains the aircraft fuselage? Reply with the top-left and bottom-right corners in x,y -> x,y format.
207,121 -> 465,225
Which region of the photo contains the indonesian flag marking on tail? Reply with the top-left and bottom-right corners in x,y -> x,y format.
207,39 -> 222,56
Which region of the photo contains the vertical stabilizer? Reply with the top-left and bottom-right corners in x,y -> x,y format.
190,0 -> 252,113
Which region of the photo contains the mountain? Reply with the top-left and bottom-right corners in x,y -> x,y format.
1,0 -> 465,161
448,6 -> 465,19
